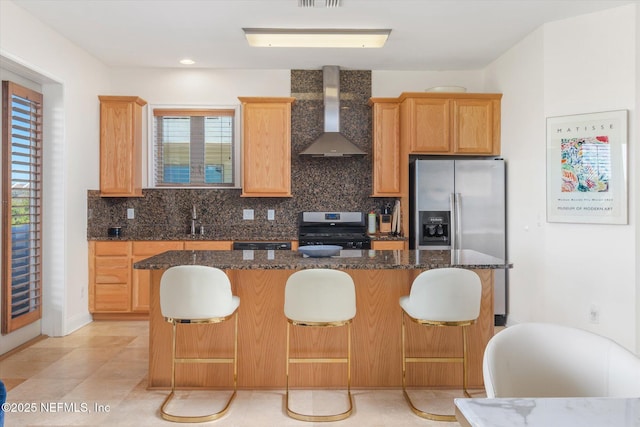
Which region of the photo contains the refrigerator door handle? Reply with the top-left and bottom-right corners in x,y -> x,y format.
455,193 -> 462,249
450,193 -> 457,250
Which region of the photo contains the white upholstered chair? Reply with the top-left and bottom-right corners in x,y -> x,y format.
284,269 -> 356,422
483,322 -> 640,398
159,265 -> 240,423
399,268 -> 482,422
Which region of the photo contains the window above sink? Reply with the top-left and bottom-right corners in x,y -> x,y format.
150,106 -> 241,189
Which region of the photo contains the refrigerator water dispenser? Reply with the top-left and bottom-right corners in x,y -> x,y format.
418,211 -> 450,247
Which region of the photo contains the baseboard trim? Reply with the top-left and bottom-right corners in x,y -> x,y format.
64,312 -> 94,336
91,313 -> 149,321
0,334 -> 48,360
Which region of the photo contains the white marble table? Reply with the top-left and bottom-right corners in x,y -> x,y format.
455,397 -> 640,427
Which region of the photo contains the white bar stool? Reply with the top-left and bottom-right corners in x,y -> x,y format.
159,265 -> 240,423
399,267 -> 481,422
284,269 -> 356,422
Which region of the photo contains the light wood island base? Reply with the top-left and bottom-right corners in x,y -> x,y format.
147,268 -> 494,390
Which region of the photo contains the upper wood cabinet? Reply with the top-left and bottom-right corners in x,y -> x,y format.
370,98 -> 401,196
401,97 -> 451,153
238,97 -> 295,197
399,93 -> 502,155
99,96 -> 147,197
452,97 -> 500,154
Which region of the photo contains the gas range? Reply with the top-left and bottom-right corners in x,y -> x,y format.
298,212 -> 371,249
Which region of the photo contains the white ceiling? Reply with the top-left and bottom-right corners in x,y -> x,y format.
10,0 -> 637,70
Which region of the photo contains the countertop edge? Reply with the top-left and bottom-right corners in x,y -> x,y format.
88,235 -> 408,242
133,249 -> 512,271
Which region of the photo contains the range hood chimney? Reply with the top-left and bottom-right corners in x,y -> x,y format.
299,66 -> 366,157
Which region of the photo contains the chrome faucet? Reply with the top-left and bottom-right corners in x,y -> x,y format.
190,205 -> 197,236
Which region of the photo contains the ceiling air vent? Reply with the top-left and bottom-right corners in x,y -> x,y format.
298,0 -> 341,7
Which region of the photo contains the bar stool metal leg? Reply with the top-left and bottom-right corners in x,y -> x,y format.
399,268 -> 481,422
401,311 -> 472,422
283,268 -> 356,422
160,313 -> 238,423
285,320 -> 354,422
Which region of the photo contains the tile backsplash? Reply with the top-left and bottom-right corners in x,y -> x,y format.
87,69 -> 396,240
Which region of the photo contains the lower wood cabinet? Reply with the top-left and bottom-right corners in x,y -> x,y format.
89,240 -> 232,317
131,241 -> 183,312
183,241 -> 233,250
90,241 -> 131,313
371,240 -> 406,250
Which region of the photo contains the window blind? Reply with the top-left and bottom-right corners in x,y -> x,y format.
153,109 -> 236,187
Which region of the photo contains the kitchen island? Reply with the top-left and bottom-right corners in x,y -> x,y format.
134,249 -> 511,390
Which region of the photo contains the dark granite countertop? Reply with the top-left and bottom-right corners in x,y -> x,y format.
133,249 -> 511,270
89,235 -> 406,242
89,236 -> 296,242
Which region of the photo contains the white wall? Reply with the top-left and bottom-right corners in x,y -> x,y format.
109,68 -> 291,103
485,4 -> 638,351
0,0 -> 110,353
483,27 -> 547,326
371,70 -> 484,97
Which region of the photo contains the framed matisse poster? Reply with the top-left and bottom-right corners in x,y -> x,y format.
546,110 -> 628,224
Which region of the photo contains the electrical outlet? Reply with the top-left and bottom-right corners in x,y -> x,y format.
267,209 -> 275,221
589,304 -> 600,324
243,209 -> 254,220
127,208 -> 135,219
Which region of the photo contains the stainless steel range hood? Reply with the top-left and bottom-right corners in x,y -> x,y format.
299,66 -> 366,157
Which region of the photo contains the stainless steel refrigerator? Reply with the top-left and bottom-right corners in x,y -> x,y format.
410,158 -> 507,325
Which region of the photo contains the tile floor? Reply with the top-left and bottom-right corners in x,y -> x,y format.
0,321 -> 488,426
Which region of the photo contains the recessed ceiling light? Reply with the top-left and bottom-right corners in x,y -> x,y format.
179,59 -> 195,65
242,28 -> 391,48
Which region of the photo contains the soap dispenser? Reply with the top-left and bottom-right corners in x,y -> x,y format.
368,211 -> 377,234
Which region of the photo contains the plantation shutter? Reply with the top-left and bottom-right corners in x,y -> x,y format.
2,81 -> 43,334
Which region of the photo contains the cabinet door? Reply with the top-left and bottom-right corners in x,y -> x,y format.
371,101 -> 401,196
90,241 -> 131,313
452,98 -> 497,154
239,98 -> 294,197
371,240 -> 406,250
409,98 -> 450,153
99,96 -> 146,197
132,241 -> 183,313
183,241 -> 233,250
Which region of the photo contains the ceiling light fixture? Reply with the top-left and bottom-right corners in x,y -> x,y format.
242,28 -> 391,48
179,58 -> 195,65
